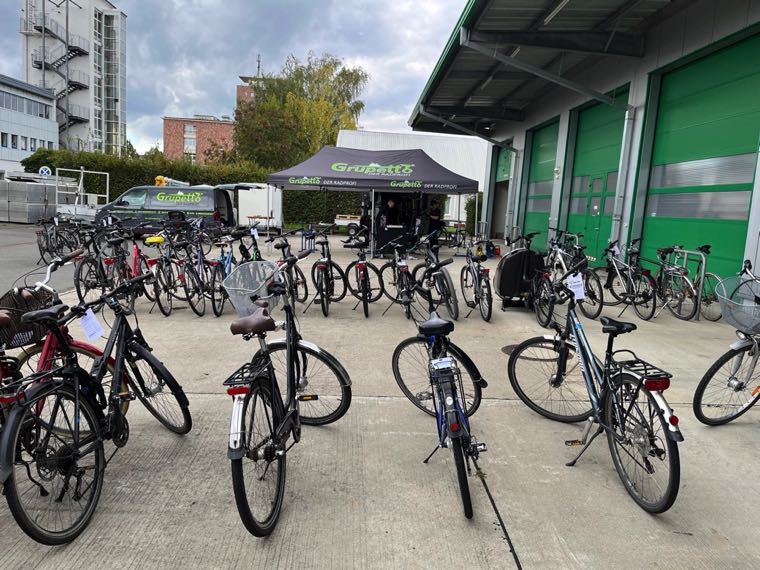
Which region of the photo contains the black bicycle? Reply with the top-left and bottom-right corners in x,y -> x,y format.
266,231 -> 310,307
307,224 -> 347,317
343,227 -> 384,318
392,258 -> 488,518
507,259 -> 682,513
460,238 -> 493,322
223,259 -> 352,536
0,253 -> 191,545
411,231 -> 459,321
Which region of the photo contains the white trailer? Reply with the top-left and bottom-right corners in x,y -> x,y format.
220,183 -> 283,233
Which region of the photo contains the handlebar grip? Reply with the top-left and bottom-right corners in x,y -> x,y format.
296,249 -> 312,260
58,249 -> 84,265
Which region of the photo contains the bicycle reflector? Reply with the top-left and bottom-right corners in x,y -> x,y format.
450,421 -> 460,432
644,378 -> 670,391
103,257 -> 115,266
226,386 -> 250,396
482,268 -> 490,275
317,263 -> 327,269
669,415 -> 680,426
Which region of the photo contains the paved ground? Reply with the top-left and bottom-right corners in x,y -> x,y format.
1,232 -> 759,569
0,223 -> 75,293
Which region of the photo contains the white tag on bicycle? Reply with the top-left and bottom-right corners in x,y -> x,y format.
251,227 -> 259,238
612,244 -> 620,256
567,272 -> 585,301
79,309 -> 104,342
53,216 -> 59,226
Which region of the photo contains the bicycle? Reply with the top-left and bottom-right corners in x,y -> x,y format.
35,217 -> 76,264
145,221 -> 191,317
646,246 -> 698,321
411,231 -> 459,321
693,260 -> 760,425
690,245 -> 722,322
507,259 -> 682,513
0,253 -> 192,544
222,259 -> 352,536
265,231 -> 310,307
209,227 -> 254,317
343,227 -> 384,318
595,238 -> 657,320
460,238 -> 493,322
379,234 -> 418,320
391,258 -> 488,518
306,224 -> 347,317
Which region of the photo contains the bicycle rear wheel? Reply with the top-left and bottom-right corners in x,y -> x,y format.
154,260 -> 173,316
347,261 -> 384,302
74,257 -> 106,313
460,265 -> 476,307
231,377 -> 286,537
578,269 -> 603,320
127,344 -> 192,434
138,255 -> 156,302
317,270 -> 330,317
182,264 -> 206,317
533,276 -> 554,328
293,265 -> 309,303
392,337 -> 482,417
698,272 -> 722,322
451,436 -> 473,519
693,345 -> 760,425
665,274 -> 697,321
310,261 -> 347,302
210,263 -> 227,317
360,275 -> 369,318
479,277 -> 492,322
438,269 -> 459,321
507,336 -> 593,422
3,384 -> 105,545
632,273 -> 656,321
606,373 -> 680,513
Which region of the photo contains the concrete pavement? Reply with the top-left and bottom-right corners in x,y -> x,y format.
0,235 -> 758,569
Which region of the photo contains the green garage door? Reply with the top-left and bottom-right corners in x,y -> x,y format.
641,34 -> 760,278
524,121 -> 558,248
566,91 -> 628,266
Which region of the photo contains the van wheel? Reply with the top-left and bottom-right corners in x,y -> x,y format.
347,223 -> 359,237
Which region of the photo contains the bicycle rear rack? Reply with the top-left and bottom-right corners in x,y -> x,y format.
223,361 -> 269,386
611,350 -> 671,380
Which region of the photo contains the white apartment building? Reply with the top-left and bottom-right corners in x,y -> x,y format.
0,73 -> 58,174
20,0 -> 127,155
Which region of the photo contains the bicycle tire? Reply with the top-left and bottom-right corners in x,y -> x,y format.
606,373 -> 680,513
479,277 -> 492,322
439,268 -> 459,321
578,269 -> 603,320
127,343 -> 192,434
293,264 -> 309,303
693,345 -> 760,425
310,261 -> 347,302
36,229 -> 51,264
399,272 -> 413,319
231,377 -> 286,537
138,255 -> 156,302
74,257 -> 106,313
698,272 -> 722,322
259,340 -> 352,425
347,261 -> 384,303
361,275 -> 369,318
451,436 -> 473,519
378,262 -> 401,303
317,269 -> 330,317
154,260 -> 173,316
2,383 -> 105,545
392,336 -> 482,417
632,273 -> 656,321
460,265 -> 475,307
183,264 -> 206,317
665,274 -> 697,321
113,260 -> 136,313
507,336 -> 593,423
533,275 -> 554,328
210,263 -> 226,317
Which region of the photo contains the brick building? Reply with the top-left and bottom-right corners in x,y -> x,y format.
162,115 -> 234,165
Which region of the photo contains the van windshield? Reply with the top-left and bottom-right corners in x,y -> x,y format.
117,188 -> 148,208
148,189 -> 212,210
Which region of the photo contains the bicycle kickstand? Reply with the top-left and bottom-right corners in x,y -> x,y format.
423,445 -> 441,464
302,294 -> 317,314
565,418 -> 603,467
381,296 -> 399,316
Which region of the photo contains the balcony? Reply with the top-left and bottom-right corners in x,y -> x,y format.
57,104 -> 90,131
37,69 -> 90,100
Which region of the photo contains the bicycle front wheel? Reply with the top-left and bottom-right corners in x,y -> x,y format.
293,265 -> 309,303
479,277 -> 492,322
210,263 -> 227,317
183,264 -> 206,317
606,373 -> 680,513
3,384 -> 105,545
347,261 -> 384,303
392,337 -> 482,417
154,260 -> 173,316
231,377 -> 286,537
127,343 -> 192,434
310,261 -> 347,302
666,274 -> 697,321
451,436 -> 473,519
460,265 -> 475,307
533,276 -> 554,328
74,257 -> 106,313
507,336 -> 593,422
438,268 -> 459,321
578,269 -> 603,320
693,345 -> 760,425
632,273 -> 656,321
698,272 -> 722,322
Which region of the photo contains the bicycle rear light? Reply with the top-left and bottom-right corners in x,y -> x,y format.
482,268 -> 490,275
103,257 -> 114,266
450,421 -> 460,432
226,386 -> 250,396
668,415 -> 679,426
317,263 -> 327,269
644,378 -> 670,391
399,266 -> 409,273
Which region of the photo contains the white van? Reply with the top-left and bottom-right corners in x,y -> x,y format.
217,183 -> 283,233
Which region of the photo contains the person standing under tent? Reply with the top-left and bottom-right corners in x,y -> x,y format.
428,198 -> 443,246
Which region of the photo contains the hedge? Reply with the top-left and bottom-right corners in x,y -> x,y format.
465,195 -> 476,236
21,149 -> 362,224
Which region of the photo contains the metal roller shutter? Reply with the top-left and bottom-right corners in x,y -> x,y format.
641,34 -> 760,278
524,121 -> 558,248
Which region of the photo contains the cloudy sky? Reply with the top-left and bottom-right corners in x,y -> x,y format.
0,0 -> 463,152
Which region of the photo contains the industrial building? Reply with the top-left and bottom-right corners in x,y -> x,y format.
410,0 -> 760,277
162,115 -> 235,165
20,0 -> 127,155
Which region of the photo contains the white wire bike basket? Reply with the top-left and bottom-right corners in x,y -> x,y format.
222,260 -> 284,317
716,276 -> 760,335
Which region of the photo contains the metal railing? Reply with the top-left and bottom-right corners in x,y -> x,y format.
672,246 -> 708,322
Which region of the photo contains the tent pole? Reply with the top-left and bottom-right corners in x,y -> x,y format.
371,189 -> 376,256
475,192 -> 479,239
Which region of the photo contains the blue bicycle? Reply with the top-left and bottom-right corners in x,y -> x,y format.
209,225 -> 260,317
392,258 -> 488,518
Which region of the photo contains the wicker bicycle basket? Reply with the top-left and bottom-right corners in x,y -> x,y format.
222,260 -> 284,317
0,288 -> 54,349
716,276 -> 760,335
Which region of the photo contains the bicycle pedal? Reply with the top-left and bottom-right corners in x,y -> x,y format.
119,391 -> 135,401
475,442 -> 487,453
564,439 -> 583,447
298,394 -> 319,401
415,391 -> 433,401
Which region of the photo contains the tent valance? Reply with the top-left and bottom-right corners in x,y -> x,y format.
267,146 -> 479,194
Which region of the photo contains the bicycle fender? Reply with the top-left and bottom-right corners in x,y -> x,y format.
730,337 -> 754,351
448,340 -> 487,388
228,393 -> 247,460
256,339 -> 352,387
650,390 -> 684,442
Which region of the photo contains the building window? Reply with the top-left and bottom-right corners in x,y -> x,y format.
184,152 -> 197,164
30,138 -> 36,151
48,141 -> 54,150
1,132 -> 7,147
11,135 -> 18,149
20,136 -> 28,151
183,124 -> 197,158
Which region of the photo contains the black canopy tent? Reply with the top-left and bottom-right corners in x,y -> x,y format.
267,146 -> 480,253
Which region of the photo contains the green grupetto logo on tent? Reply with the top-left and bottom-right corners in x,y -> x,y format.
155,191 -> 204,203
331,162 -> 415,176
288,176 -> 321,185
390,180 -> 422,188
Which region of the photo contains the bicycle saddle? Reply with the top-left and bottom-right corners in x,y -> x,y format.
274,242 -> 287,250
316,238 -> 328,246
0,310 -> 13,329
418,311 -> 454,337
174,240 -> 190,249
144,235 -> 165,245
107,237 -> 124,247
600,317 -> 637,336
230,307 -> 276,336
698,244 -> 711,255
20,304 -> 68,325
475,254 -> 488,262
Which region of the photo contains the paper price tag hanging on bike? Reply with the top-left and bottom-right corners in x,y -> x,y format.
78,308 -> 104,341
567,272 -> 585,301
